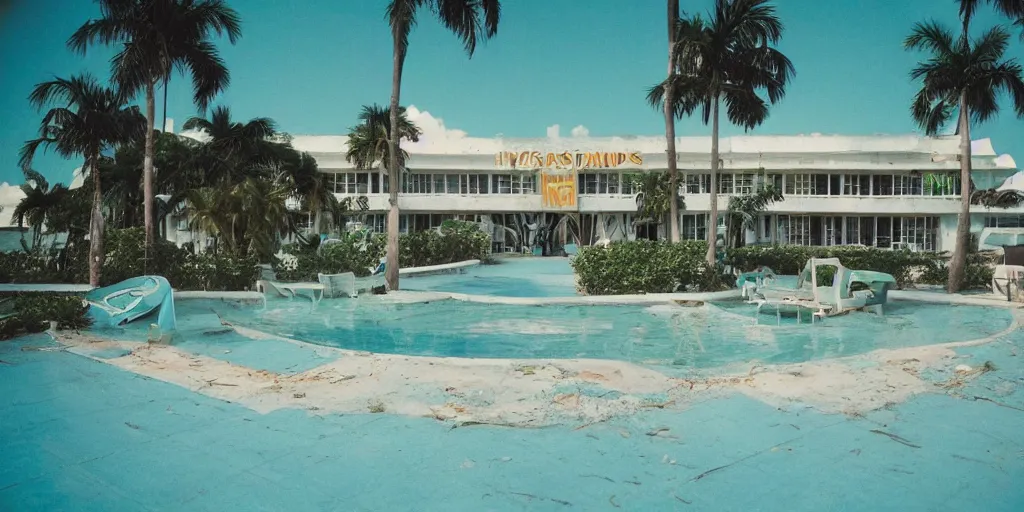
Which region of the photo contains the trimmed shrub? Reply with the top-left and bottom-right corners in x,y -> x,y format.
0,294 -> 92,340
571,240 -> 726,295
725,245 -> 938,288
273,220 -> 490,282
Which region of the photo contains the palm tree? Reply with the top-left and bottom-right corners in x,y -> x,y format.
905,22 -> 1024,292
183,105 -> 277,184
647,0 -> 794,266
633,172 -> 686,238
68,0 -> 242,251
662,0 -> 682,242
285,151 -> 355,235
345,104 -> 422,173
725,184 -> 783,249
384,0 -> 501,290
11,169 -> 71,251
19,74 -> 145,285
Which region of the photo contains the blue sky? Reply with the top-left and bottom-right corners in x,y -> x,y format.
1,0 -> 1022,187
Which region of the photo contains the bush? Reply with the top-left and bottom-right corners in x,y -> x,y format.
571,240 -> 727,295
725,245 -> 938,289
0,294 -> 92,340
273,221 -> 490,282
0,228 -> 260,291
916,251 -> 996,290
102,228 -> 260,291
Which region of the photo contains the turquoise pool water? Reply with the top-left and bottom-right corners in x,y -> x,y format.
402,257 -> 578,297
176,297 -> 1012,368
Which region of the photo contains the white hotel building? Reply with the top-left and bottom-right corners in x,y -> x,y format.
166,132 -> 1024,254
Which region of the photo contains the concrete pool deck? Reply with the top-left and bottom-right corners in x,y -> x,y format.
3,323 -> 1024,510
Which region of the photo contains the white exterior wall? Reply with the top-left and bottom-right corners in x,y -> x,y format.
161,133 -> 1022,253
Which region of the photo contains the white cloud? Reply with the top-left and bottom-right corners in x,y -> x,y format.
546,124 -> 560,139
570,125 -> 590,138
0,182 -> 27,227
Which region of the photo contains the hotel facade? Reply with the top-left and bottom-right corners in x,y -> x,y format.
165,133 -> 1023,254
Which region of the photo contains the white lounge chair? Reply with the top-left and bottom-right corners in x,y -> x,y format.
318,272 -> 357,298
256,280 -> 325,309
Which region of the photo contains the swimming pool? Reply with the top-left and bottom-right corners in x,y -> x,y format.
401,257 -> 578,297
159,295 -> 1009,370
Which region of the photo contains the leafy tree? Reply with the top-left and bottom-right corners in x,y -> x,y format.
905,21 -> 1024,292
647,0 -> 794,266
725,184 -> 783,249
19,73 -> 144,285
69,0 -> 242,251
633,172 -> 686,238
11,169 -> 70,251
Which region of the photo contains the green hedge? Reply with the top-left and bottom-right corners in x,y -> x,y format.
0,228 -> 260,291
0,295 -> 92,340
273,220 -> 491,282
571,240 -> 727,295
725,245 -> 939,288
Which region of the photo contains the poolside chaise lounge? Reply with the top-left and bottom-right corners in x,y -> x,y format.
256,280 -> 325,308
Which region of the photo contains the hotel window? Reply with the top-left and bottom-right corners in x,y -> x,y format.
765,174 -> 783,191
777,215 -> 812,245
621,174 -> 639,196
844,217 -> 861,245
604,173 -> 620,194
580,173 -> 599,194
872,175 -> 894,196
684,173 -> 710,194
446,174 -> 461,194
431,174 -> 446,194
681,214 -> 708,241
403,173 -> 431,194
828,175 -> 842,196
783,174 -> 829,195
364,214 -> 386,233
459,174 -> 489,194
332,172 -> 369,194
518,173 -> 536,194
491,174 -> 513,194
923,173 -> 959,196
733,173 -> 755,195
843,174 -> 869,196
785,174 -> 813,195
895,174 -> 923,196
823,216 -> 843,245
718,174 -> 734,194
985,215 -> 1024,228
370,172 -> 382,194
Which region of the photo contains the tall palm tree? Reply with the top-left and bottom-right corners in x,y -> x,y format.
11,169 -> 71,250
663,0 -> 682,243
68,0 -> 242,252
19,74 -> 144,285
647,0 -> 794,266
384,0 -> 501,290
905,22 -> 1024,292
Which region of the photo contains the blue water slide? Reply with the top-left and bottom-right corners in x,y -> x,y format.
86,276 -> 177,336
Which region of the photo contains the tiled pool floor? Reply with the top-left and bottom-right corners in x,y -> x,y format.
3,331 -> 1024,511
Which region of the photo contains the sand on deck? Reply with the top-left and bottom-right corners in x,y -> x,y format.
49,306 -> 1021,428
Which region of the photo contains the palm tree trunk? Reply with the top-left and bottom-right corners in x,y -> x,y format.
664,0 -> 681,243
705,95 -> 721,266
162,76 -> 169,134
947,90 -> 972,293
385,38 -> 407,291
143,81 -> 157,254
313,209 -> 322,235
88,151 -> 104,287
